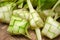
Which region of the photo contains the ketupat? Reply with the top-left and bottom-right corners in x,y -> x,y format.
27,0 -> 44,40
7,15 -> 30,38
42,16 -> 60,39
0,2 -> 16,23
37,10 -> 55,22
27,0 -> 44,28
13,9 -> 29,20
43,10 -> 55,17
39,10 -> 55,21
42,0 -> 60,39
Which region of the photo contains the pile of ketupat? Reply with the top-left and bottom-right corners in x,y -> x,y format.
0,0 -> 60,40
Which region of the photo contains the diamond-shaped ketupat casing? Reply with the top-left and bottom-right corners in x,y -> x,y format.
42,16 -> 60,39
7,15 -> 29,35
13,9 -> 29,20
0,2 -> 16,23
